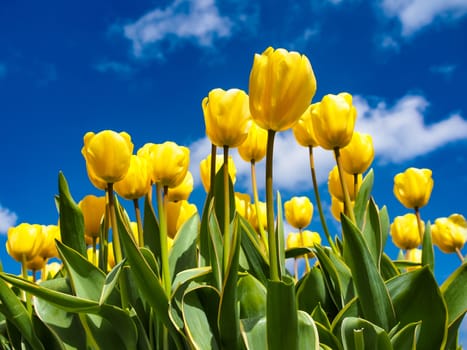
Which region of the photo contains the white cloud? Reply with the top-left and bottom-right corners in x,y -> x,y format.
354,94 -> 467,163
0,205 -> 17,235
380,0 -> 467,36
94,61 -> 134,75
123,0 -> 234,58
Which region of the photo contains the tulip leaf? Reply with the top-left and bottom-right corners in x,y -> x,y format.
275,192 -> 286,278
361,198 -> 383,268
441,261 -> 467,326
297,310 -> 319,350
341,317 -> 392,350
314,321 -> 343,350
143,195 -> 161,264
390,321 -> 421,350
387,267 -> 447,349
354,169 -> 374,228
311,303 -> 331,330
266,275 -> 297,350
241,316 -> 267,350
342,214 -> 396,330
331,297 -> 359,340
198,194 -> 213,268
421,222 -> 434,272
285,247 -> 313,259
99,259 -> 125,305
169,214 -> 199,282
380,253 -> 400,281
58,172 -> 86,257
444,314 -> 464,350
238,273 -> 267,320
213,165 -> 236,228
208,205 -> 224,290
0,277 -> 44,350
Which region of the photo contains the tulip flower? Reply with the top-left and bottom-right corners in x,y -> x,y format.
39,225 -> 61,259
390,213 -> 423,250
81,130 -> 134,184
393,168 -> 433,210
79,195 -> 106,241
199,154 -> 236,192
43,261 -> 62,280
234,192 -> 252,220
340,132 -> 375,175
26,255 -> 46,273
166,200 -> 198,239
6,223 -> 44,262
114,155 -> 151,200
286,232 -> 301,250
431,214 -> 467,259
248,201 -> 267,233
292,103 -> 320,148
85,162 -> 108,190
202,88 -> 251,148
249,47 -> 317,132
284,196 -> 313,230
149,142 -> 190,189
331,196 -> 345,222
167,171 -> 194,202
406,248 -> 422,271
328,166 -> 361,202
238,122 -> 268,163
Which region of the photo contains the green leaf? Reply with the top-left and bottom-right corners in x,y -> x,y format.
342,215 -> 396,330
99,259 -> 125,305
314,322 -> 343,350
58,172 -> 86,257
297,311 -> 319,350
0,277 -> 44,350
361,198 -> 383,268
421,222 -> 434,272
143,195 -> 161,261
276,192 -> 286,278
390,321 -> 421,350
444,313 -> 464,350
267,275 -> 297,350
285,247 -> 313,259
341,317 -> 392,350
387,267 -> 447,349
330,297 -> 359,340
441,262 -> 467,326
213,165 -> 236,228
354,169 -> 374,228
241,316 -> 267,350
238,274 -> 267,320
208,204 -> 224,290
379,253 -> 400,281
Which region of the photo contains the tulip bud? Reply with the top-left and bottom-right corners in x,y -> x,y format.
406,248 -> 422,271
292,103 -> 320,147
248,201 -> 267,232
40,225 -> 61,259
238,122 -> 268,163
166,200 -> 198,239
431,214 -> 467,253
311,93 -> 357,150
300,230 -> 321,258
328,166 -> 361,202
81,130 -> 134,184
340,132 -> 375,175
330,196 -> 345,222
199,154 -> 236,192
79,195 -> 106,240
249,47 -> 317,131
6,223 -> 44,262
167,171 -> 194,202
393,168 -> 433,209
26,255 -> 46,271
202,88 -> 251,148
286,232 -> 301,249
114,155 -> 152,200
284,196 -> 313,229
390,213 -> 423,250
149,142 -> 190,188
235,192 -> 252,220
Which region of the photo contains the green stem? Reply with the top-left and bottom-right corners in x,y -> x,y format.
455,248 -> 465,263
210,144 -> 217,194
308,146 -> 337,253
92,237 -> 97,266
414,207 -> 424,243
156,183 -> 172,297
133,198 -> 144,247
353,173 -> 359,201
20,254 -> 31,315
266,130 -> 280,281
100,194 -> 110,272
334,148 -> 356,224
223,145 -> 231,276
251,160 -> 269,253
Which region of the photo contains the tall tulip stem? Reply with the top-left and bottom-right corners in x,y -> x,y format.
133,198 -> 144,247
455,248 -> 465,262
334,148 -> 356,224
299,229 -> 311,273
210,144 -> 217,194
308,146 -> 337,253
251,160 -> 268,252
21,254 -> 32,315
414,208 -> 424,243
266,130 -> 280,282
223,146 -> 231,275
156,183 -> 172,297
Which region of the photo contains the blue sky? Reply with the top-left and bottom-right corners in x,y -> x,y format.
1,0 -> 467,340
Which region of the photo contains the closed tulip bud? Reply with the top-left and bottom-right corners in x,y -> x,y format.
26,255 -> 46,271
114,155 -> 152,200
40,225 -> 61,259
199,154 -> 236,192
167,171 -> 194,202
393,168 -> 433,209
431,214 -> 467,253
286,232 -> 301,249
85,162 -> 108,190
249,47 -> 317,131
235,192 -> 251,220
149,142 -> 190,188
81,130 -> 134,184
79,195 -> 106,239
406,248 -> 422,271
340,132 -> 375,175
331,196 -> 345,222
6,223 -> 44,262
328,166 -> 361,202
301,230 -> 321,258
238,122 -> 268,163
249,201 -> 267,232
284,196 -> 313,229
390,213 -> 423,250
292,103 -> 320,147
312,93 -> 357,150
166,200 -> 198,239
202,88 -> 251,147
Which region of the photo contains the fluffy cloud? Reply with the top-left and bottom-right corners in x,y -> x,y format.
380,0 -> 467,36
123,0 -> 235,58
0,205 -> 17,235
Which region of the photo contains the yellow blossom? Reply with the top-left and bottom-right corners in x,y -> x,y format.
340,132 -> 375,175
393,168 -> 434,209
238,122 -> 268,163
40,225 -> 61,259
235,192 -> 252,220
199,154 -> 236,192
167,171 -> 194,202
6,223 -> 44,262
390,213 -> 423,250
114,155 -> 151,200
328,166 -> 361,202
79,195 -> 106,240
149,142 -> 190,188
431,214 -> 467,253
292,103 -> 320,147
284,196 -> 313,229
166,200 -> 198,239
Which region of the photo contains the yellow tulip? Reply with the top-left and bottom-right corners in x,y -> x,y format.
26,255 -> 46,271
114,155 -> 151,200
167,171 -> 194,202
328,166 -> 361,202
202,88 -> 251,147
301,230 -> 321,258
149,142 -> 190,188
78,195 -> 106,239
81,130 -> 134,184
331,196 -> 345,222
85,162 -> 108,190
284,196 -> 313,229
286,232 -> 301,249
390,213 -> 423,250
292,103 -> 320,147
199,154 -> 237,192
6,223 -> 44,262
248,201 -> 267,232
235,192 -> 252,220
40,225 -> 61,259
238,122 -> 268,163
393,168 -> 434,209
249,47 -> 317,131
44,262 -> 62,279
406,248 -> 422,271
431,214 -> 467,253
311,93 -> 357,150
108,242 -> 115,269
340,132 -> 375,175
166,200 -> 198,239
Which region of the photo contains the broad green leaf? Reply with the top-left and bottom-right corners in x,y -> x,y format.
169,214 -> 199,281
387,267 -> 447,349
0,277 -> 44,350
421,222 -> 434,272
323,246 -> 354,304
241,316 -> 267,350
314,322 -> 343,350
285,247 -> 313,259
390,321 -> 421,350
208,205 -> 224,290
213,164 -> 236,229
198,193 -> 213,268
143,195 -> 161,262
311,304 -> 331,330
267,275 -> 297,350
342,215 -> 396,330
341,317 -> 392,350
99,259 -> 125,305
380,253 -> 400,280
331,297 -> 359,340
58,172 -> 86,257
444,314 -> 464,350
238,273 -> 267,319
379,206 -> 389,254
441,262 -> 467,325
297,311 -> 319,350
361,198 -> 382,268
353,169 -> 374,228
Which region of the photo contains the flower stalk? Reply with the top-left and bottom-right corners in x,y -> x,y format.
334,148 -> 356,224
223,145 -> 231,275
251,160 -> 268,252
133,198 -> 144,247
156,183 -> 171,296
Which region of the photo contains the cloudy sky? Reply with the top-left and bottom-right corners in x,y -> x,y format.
1,0 -> 467,337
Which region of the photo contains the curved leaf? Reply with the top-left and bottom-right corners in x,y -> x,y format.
238,273 -> 266,320
390,321 -> 421,350
241,316 -> 267,350
341,317 -> 392,350
297,311 -> 319,350
441,262 -> 467,326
